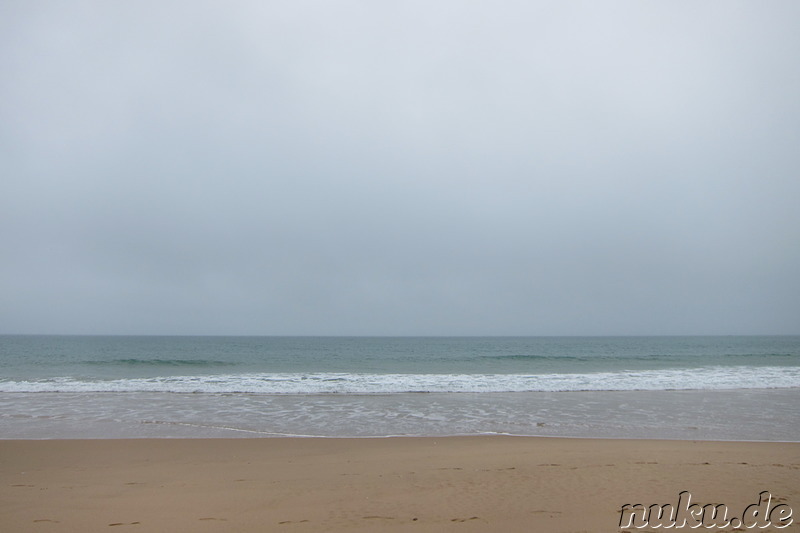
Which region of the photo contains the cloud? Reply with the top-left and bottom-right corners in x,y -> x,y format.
1,1 -> 799,334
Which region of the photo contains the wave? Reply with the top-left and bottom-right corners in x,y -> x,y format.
483,352 -> 799,361
480,354 -> 676,361
80,358 -> 237,367
722,353 -> 799,358
1,366 -> 798,394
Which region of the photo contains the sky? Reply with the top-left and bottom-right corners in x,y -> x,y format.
1,1 -> 799,336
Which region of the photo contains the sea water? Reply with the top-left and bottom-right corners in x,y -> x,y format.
0,336 -> 798,440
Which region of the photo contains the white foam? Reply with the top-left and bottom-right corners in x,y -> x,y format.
1,366 -> 798,393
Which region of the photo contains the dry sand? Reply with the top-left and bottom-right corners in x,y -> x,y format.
1,436 -> 798,532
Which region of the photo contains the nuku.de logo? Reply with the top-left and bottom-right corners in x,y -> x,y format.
619,491 -> 793,529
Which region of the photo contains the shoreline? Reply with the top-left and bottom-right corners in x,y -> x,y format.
2,436 -> 798,532
0,429 -> 800,445
4,388 -> 799,441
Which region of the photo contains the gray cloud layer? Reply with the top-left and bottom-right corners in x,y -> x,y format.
2,1 -> 799,335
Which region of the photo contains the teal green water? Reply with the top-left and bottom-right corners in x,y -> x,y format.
1,336 -> 798,388
1,336 -> 798,439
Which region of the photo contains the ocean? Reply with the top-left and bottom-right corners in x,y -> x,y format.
1,335 -> 798,440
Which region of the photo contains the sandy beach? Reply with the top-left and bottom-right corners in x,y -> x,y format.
1,436 -> 798,532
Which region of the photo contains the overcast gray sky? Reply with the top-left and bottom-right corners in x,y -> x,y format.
1,1 -> 799,336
